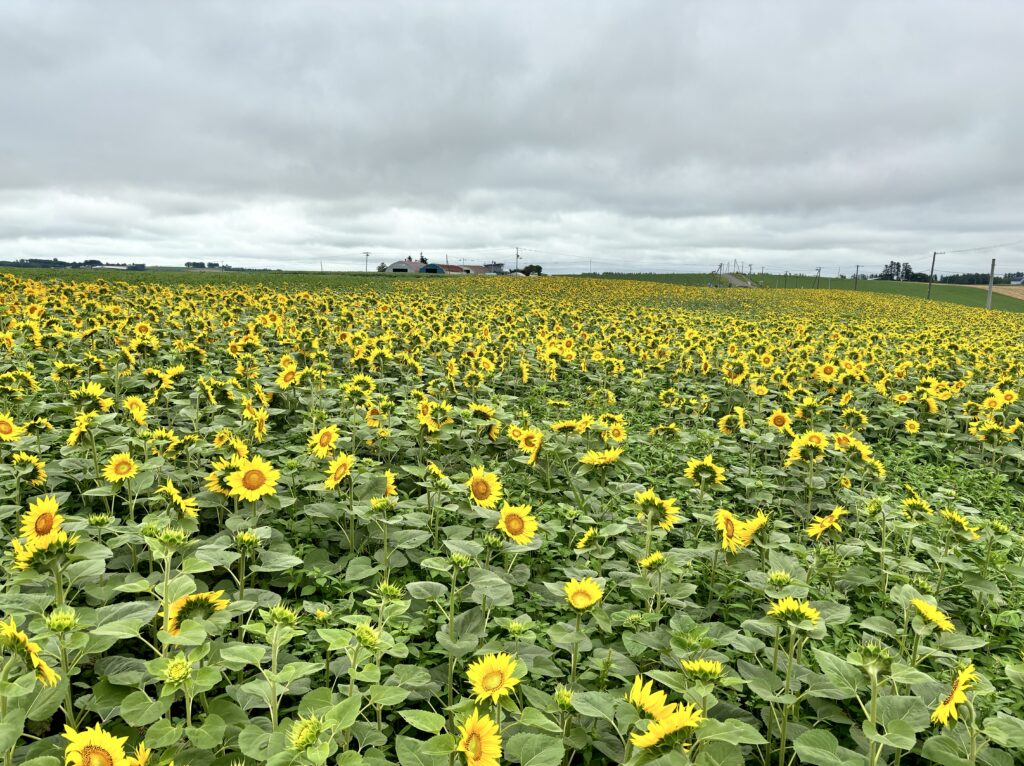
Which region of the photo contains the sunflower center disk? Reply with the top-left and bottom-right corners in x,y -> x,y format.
242,470 -> 266,490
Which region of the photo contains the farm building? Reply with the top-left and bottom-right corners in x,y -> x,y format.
383,259 -> 420,273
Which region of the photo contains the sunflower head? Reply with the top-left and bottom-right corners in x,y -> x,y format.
564,577 -> 604,610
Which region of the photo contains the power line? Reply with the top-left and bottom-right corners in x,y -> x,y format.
942,238 -> 1024,254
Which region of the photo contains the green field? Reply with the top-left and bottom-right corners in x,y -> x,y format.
599,272 -> 1024,312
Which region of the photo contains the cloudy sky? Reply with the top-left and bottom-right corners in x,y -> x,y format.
2,2 -> 1022,275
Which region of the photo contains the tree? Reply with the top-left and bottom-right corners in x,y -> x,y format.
377,262 -> 387,272
523,264 -> 543,276
878,261 -> 903,280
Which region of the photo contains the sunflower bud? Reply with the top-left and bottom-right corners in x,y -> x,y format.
234,529 -> 260,551
450,553 -> 472,569
555,685 -> 574,710
163,655 -> 193,685
287,714 -> 323,751
46,606 -> 79,634
370,496 -> 397,513
355,623 -> 380,650
88,512 -> 112,527
265,605 -> 299,626
376,581 -> 404,601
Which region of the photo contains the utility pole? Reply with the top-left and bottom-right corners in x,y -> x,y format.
926,251 -> 939,300
854,265 -> 860,290
320,260 -> 324,273
814,267 -> 821,289
515,247 -> 521,273
784,271 -> 788,288
986,258 -> 996,310
363,252 -> 370,272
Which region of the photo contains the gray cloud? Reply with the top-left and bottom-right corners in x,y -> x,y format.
1,0 -> 1023,274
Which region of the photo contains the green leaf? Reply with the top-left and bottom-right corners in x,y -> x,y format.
187,713 -> 226,749
505,733 -> 565,766
395,734 -> 453,766
406,581 -> 449,600
695,741 -> 744,766
87,601 -> 159,651
793,729 -> 864,766
571,691 -> 621,730
399,709 -> 446,734
984,714 -> 1024,748
696,719 -> 767,746
145,717 -> 184,748
0,712 -> 26,752
466,567 -> 514,606
119,690 -> 173,726
252,549 -> 304,572
518,707 -> 563,734
813,649 -> 863,695
219,643 -> 267,669
325,695 -> 362,730
369,684 -> 411,706
921,734 -> 972,766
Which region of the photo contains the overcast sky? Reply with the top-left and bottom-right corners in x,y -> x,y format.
2,1 -> 1022,275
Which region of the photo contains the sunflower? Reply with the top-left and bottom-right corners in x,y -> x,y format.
575,527 -> 597,550
466,652 -> 520,703
941,509 -> 980,540
603,423 -> 627,442
767,410 -> 793,433
225,455 -> 280,502
630,703 -> 704,748
716,406 -> 745,434
276,364 -> 302,389
456,708 -> 502,766
564,577 -> 603,610
516,428 -> 543,464
102,452 -> 139,483
63,723 -> 130,766
324,452 -> 356,490
12,452 -> 47,486
165,591 -> 229,635
627,676 -> 674,721
931,664 -> 977,725
784,432 -> 828,467
467,403 -> 496,420
767,596 -> 820,626
0,617 -> 60,688
681,659 -> 723,680
496,503 -> 538,545
807,506 -> 849,541
714,508 -> 750,554
466,466 -> 502,509
0,413 -> 26,442
683,454 -> 725,485
308,424 -> 339,459
20,495 -> 64,547
384,469 -> 398,497
638,551 -> 664,569
904,419 -> 921,434
911,598 -> 955,632
122,395 -> 148,425
126,743 -> 152,766
579,448 -> 623,466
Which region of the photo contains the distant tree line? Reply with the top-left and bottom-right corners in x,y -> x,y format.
0,258 -> 145,270
873,261 -> 1023,284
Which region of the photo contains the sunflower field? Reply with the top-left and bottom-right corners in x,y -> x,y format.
2,271 -> 1024,766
